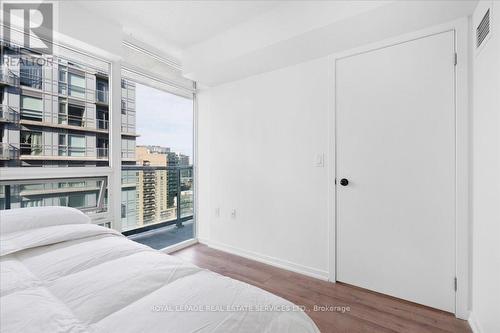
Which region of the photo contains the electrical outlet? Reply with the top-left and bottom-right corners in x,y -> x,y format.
231,209 -> 236,219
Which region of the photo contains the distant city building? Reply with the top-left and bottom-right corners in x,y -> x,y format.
143,145 -> 170,155
122,145 -> 181,230
179,154 -> 190,166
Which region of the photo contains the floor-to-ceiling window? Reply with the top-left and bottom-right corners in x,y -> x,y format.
1,36 -> 196,250
120,73 -> 195,250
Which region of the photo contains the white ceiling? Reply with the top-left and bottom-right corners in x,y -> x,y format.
77,1 -> 283,59
75,0 -> 478,86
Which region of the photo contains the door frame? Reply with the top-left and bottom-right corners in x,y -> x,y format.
326,18 -> 470,319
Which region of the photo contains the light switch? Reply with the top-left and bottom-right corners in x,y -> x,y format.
315,153 -> 324,167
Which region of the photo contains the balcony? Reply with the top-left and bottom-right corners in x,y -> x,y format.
58,113 -> 91,128
19,72 -> 43,90
0,105 -> 20,123
96,147 -> 109,159
0,143 -> 18,160
121,149 -> 136,161
58,82 -> 95,100
58,145 -> 109,159
96,89 -> 109,104
0,176 -> 108,217
97,118 -> 109,130
0,69 -> 20,86
18,144 -> 109,161
127,220 -> 194,250
121,165 -> 194,249
19,113 -> 111,133
20,143 -> 43,157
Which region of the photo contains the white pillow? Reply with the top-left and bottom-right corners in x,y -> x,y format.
0,206 -> 91,235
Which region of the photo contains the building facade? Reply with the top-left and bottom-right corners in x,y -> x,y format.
0,44 -> 114,167
1,42 -> 137,214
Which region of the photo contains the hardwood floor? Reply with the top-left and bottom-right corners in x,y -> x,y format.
172,244 -> 471,333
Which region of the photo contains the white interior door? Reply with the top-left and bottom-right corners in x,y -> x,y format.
336,31 -> 456,312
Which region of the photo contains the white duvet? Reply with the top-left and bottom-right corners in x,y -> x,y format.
0,223 -> 320,333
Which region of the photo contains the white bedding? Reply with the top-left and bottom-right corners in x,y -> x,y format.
0,223 -> 320,333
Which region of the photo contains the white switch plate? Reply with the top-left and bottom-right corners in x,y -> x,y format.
231,209 -> 236,219
215,207 -> 220,217
315,153 -> 324,167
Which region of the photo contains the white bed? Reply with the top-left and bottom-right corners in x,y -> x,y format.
0,207 -> 320,333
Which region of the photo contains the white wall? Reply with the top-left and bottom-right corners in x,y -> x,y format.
197,57 -> 331,278
470,1 -> 500,332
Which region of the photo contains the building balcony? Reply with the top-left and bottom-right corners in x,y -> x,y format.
97,118 -> 109,130
58,114 -> 97,129
127,219 -> 194,250
96,147 -> 109,159
121,101 -> 135,114
121,128 -> 140,137
96,89 -> 109,104
121,149 -> 136,161
19,115 -> 109,134
0,176 -> 108,217
19,72 -> 43,90
0,69 -> 20,87
0,143 -> 19,160
0,106 -> 20,123
17,144 -> 109,161
58,82 -> 91,100
120,165 -> 194,249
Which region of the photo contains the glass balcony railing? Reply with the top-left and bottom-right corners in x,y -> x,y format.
17,144 -> 108,159
19,72 -> 43,89
19,143 -> 43,156
57,113 -> 109,131
58,113 -> 90,128
58,82 -> 96,99
58,145 -> 109,159
96,147 -> 109,159
121,149 -> 136,160
0,177 -> 108,216
0,143 -> 18,160
0,69 -> 20,86
121,165 -> 194,235
96,89 -> 109,104
97,118 -> 109,130
0,105 -> 20,123
121,124 -> 136,134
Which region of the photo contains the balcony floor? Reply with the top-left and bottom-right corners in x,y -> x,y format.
127,220 -> 194,250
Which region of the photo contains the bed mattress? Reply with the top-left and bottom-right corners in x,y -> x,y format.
0,222 -> 320,333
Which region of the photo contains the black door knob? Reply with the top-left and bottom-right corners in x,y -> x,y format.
340,178 -> 349,186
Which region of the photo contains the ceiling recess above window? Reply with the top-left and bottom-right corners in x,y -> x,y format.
476,8 -> 490,49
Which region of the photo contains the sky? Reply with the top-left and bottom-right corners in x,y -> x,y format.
135,83 -> 193,159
